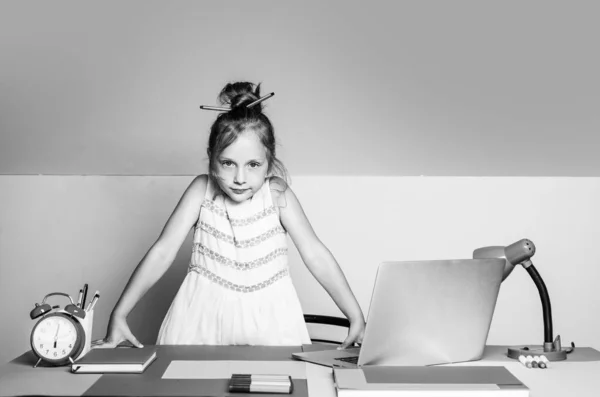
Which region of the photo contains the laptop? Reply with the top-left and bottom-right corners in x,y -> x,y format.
292,259 -> 505,368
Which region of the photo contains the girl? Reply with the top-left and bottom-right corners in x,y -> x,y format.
94,82 -> 365,348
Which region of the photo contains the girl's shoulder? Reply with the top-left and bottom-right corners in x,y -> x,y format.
268,176 -> 289,209
191,174 -> 209,190
185,174 -> 209,200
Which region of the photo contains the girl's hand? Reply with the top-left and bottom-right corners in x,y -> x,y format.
91,314 -> 143,349
338,319 -> 366,350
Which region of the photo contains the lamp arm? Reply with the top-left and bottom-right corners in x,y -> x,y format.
525,264 -> 553,344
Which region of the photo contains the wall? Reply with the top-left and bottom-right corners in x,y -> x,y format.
2,175 -> 599,364
1,1 -> 599,365
1,1 -> 599,176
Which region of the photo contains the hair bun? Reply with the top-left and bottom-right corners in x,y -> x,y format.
218,82 -> 262,110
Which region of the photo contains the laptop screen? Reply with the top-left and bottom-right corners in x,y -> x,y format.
357,259 -> 505,366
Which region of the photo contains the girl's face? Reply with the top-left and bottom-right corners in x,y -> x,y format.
215,130 -> 269,203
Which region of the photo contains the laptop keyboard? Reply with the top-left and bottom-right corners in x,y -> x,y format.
335,356 -> 359,364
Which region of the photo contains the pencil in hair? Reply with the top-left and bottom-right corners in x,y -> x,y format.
246,92 -> 275,108
199,105 -> 231,111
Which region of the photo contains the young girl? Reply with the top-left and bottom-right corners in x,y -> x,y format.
94,82 -> 365,348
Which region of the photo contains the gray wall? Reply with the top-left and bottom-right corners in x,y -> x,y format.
1,1 -> 599,176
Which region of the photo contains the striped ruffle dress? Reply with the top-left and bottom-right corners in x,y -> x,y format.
157,177 -> 311,345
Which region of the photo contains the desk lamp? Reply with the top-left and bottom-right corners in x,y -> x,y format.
473,238 -> 570,361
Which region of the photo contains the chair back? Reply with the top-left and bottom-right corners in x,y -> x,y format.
303,314 -> 349,345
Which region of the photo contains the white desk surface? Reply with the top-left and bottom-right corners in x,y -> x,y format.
306,345 -> 600,397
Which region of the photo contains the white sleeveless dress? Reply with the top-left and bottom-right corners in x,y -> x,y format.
156,177 -> 311,345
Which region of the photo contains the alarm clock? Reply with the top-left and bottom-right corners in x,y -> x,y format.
30,292 -> 88,367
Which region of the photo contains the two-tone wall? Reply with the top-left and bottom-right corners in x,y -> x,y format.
1,1 -> 599,365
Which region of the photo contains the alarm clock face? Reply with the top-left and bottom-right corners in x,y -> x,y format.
30,312 -> 84,365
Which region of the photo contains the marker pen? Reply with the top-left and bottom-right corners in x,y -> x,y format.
81,284 -> 88,308
525,355 -> 534,368
76,289 -> 83,308
518,355 -> 528,368
85,291 -> 100,312
534,356 -> 545,367
540,355 -> 550,368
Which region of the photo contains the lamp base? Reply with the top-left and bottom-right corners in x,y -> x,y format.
507,345 -> 567,361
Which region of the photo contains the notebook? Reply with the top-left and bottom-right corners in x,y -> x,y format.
292,259 -> 506,368
333,366 -> 529,396
71,346 -> 158,374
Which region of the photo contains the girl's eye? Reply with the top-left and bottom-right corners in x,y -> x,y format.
249,162 -> 261,169
221,161 -> 234,167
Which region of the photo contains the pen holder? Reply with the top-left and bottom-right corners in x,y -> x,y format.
75,309 -> 94,360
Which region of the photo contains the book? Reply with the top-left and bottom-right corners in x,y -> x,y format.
71,346 -> 158,374
229,374 -> 293,394
333,366 -> 529,396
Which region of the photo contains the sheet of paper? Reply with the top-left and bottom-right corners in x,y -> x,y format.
162,360 -> 307,379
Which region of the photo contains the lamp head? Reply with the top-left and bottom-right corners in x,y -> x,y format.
473,238 -> 536,280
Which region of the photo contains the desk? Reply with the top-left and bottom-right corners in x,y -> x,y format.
303,344 -> 600,397
1,345 -> 599,396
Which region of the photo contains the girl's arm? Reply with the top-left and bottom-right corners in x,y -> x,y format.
275,180 -> 366,348
96,175 -> 208,348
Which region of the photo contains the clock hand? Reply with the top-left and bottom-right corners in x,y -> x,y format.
54,323 -> 61,348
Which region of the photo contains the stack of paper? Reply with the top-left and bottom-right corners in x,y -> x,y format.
333,366 -> 529,396
229,374 -> 293,394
